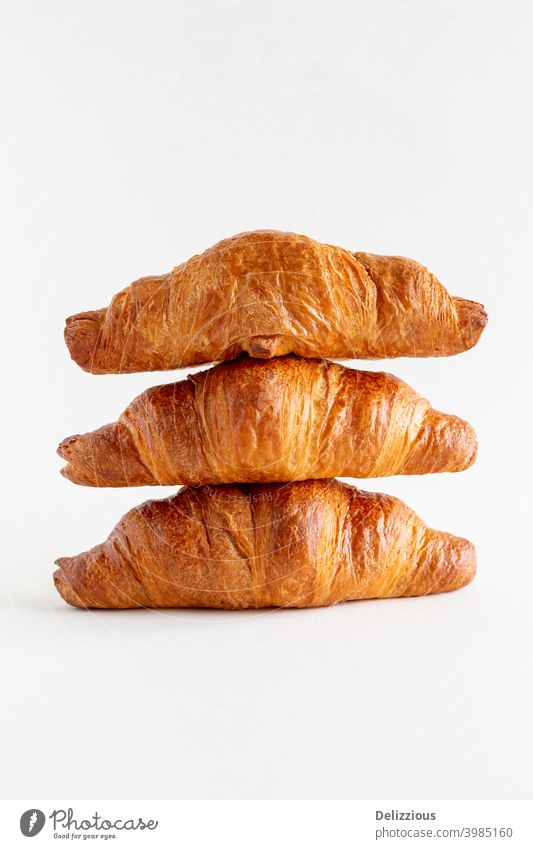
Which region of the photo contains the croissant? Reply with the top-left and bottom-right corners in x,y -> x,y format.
58,356 -> 477,487
54,479 -> 476,609
64,230 -> 487,373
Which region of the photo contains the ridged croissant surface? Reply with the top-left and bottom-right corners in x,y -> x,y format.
64,231 -> 487,373
54,479 -> 476,609
58,357 -> 477,486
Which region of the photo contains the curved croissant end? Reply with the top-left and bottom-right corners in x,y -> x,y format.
54,548 -> 152,609
453,296 -> 489,352
404,530 -> 476,596
64,309 -> 107,373
58,423 -> 155,486
403,408 -> 478,474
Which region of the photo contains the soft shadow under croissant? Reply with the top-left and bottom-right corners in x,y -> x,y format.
58,356 -> 478,486
54,479 -> 476,609
64,230 -> 487,373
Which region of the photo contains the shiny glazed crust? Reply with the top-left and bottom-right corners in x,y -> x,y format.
64,231 -> 487,373
54,479 -> 476,609
58,356 -> 478,486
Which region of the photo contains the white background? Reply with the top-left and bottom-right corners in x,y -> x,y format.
1,0 -> 532,800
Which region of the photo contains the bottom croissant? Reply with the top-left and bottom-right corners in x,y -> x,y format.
54,480 -> 476,609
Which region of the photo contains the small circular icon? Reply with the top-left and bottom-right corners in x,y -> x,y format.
20,810 -> 46,837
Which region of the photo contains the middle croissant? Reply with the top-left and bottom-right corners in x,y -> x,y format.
59,356 -> 477,487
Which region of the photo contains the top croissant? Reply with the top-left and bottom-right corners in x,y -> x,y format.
65,230 -> 487,373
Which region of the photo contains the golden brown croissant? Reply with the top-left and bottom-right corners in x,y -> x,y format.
58,356 -> 477,486
64,230 -> 487,373
54,479 -> 476,609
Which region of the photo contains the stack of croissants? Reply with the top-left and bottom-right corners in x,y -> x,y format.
55,230 -> 487,610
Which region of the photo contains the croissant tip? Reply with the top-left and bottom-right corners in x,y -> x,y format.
459,419 -> 478,471
53,562 -> 86,608
57,436 -> 84,483
439,414 -> 479,472
54,563 -> 70,596
454,297 -> 488,350
57,434 -> 78,459
448,536 -> 477,591
64,309 -> 106,372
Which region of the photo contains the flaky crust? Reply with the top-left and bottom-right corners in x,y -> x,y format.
54,479 -> 476,609
58,356 -> 477,486
64,231 -> 487,373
